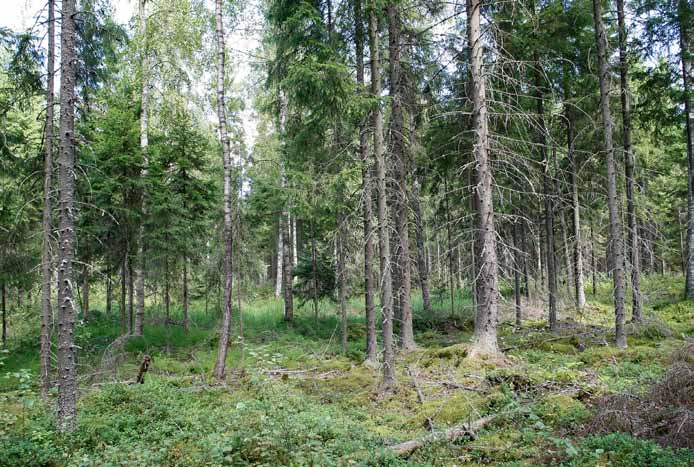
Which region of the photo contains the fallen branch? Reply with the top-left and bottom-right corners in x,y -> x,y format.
439,381 -> 488,394
407,367 -> 434,432
390,408 -> 524,457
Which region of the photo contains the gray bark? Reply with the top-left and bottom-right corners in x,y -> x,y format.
567,112 -> 586,309
213,0 -> 235,379
412,179 -> 433,316
369,0 -> 395,386
40,0 -> 55,399
338,213 -> 348,353
134,0 -> 149,337
593,0 -> 627,348
679,0 -> 694,298
355,0 -> 377,364
56,0 -> 78,431
467,0 -> 500,357
617,0 -> 642,321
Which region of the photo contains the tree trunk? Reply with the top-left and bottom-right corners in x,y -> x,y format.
165,253 -> 171,354
1,283 -> 5,346
679,0 -> 694,298
387,0 -> 414,350
292,215 -> 298,268
567,111 -> 587,310
279,97 -> 294,323
593,0 -> 627,348
338,212 -> 348,353
182,255 -> 189,332
134,0 -> 150,338
311,221 -> 319,319
412,179 -> 433,316
40,0 -> 55,399
590,219 -> 598,295
56,0 -> 78,431
369,0 -> 395,386
444,176 -> 456,317
534,49 -> 558,331
121,255 -> 127,333
355,0 -> 377,364
82,257 -> 90,319
617,0 -> 642,321
467,0 -> 500,357
213,0 -> 235,379
520,220 -> 530,299
512,222 -> 522,327
128,256 -> 134,332
275,222 -> 283,297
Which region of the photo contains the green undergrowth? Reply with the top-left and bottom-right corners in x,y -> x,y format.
1,275 -> 693,466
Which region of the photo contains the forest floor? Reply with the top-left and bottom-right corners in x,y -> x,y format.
1,274 -> 693,466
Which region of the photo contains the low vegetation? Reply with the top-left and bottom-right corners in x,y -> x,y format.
1,275 -> 692,466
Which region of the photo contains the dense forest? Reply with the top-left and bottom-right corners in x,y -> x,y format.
0,0 -> 693,464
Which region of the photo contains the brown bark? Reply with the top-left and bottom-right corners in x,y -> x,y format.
593,0 -> 627,348
56,0 -> 78,431
40,0 -> 55,398
369,0 -> 395,386
213,0 -> 235,379
387,0 -> 414,350
467,0 -> 500,357
120,255 -> 127,333
617,0 -> 642,321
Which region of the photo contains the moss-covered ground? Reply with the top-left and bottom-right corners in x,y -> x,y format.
1,274 -> 692,466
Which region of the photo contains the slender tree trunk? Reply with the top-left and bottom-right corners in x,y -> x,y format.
590,219 -> 598,295
311,221 -> 319,319
617,0 -> 642,321
467,0 -> 500,357
82,254 -> 90,319
292,215 -> 298,268
594,0 -> 627,348
120,256 -> 127,333
182,255 -> 189,332
444,176 -> 456,317
412,180 -> 433,316
1,283 -> 5,346
279,97 -> 294,323
355,0 -> 377,363
134,0 -> 150,337
106,270 -> 113,315
537,73 -> 558,331
512,222 -> 522,327
369,0 -> 395,386
56,0 -> 78,431
678,0 -> 694,298
40,0 -> 55,398
387,0 -> 414,350
275,223 -> 283,297
213,0 -> 235,379
128,257 -> 134,332
338,212 -> 348,353
567,112 -> 587,310
165,253 -> 170,354
520,220 -> 530,299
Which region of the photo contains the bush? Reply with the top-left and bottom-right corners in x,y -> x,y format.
562,433 -> 692,467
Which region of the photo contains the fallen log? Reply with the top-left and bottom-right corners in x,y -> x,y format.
390,408 -> 524,457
